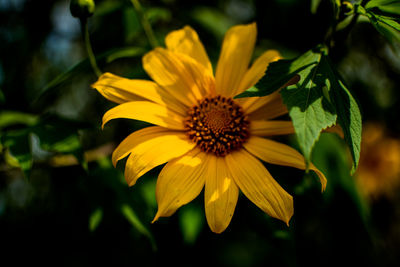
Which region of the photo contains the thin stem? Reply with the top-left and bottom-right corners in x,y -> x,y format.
130,0 -> 158,48
81,19 -> 102,77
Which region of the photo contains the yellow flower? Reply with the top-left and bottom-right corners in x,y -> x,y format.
92,23 -> 327,233
355,122 -> 400,200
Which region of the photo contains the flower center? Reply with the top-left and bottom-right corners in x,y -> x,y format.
184,95 -> 250,156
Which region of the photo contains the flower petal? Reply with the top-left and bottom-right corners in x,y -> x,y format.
251,120 -> 294,136
153,148 -> 208,221
120,128 -> 196,186
204,156 -> 239,233
112,126 -> 167,167
215,23 -> 257,97
240,91 -> 288,120
143,48 -> 215,107
244,136 -> 327,191
226,150 -> 293,225
165,25 -> 213,74
237,49 -> 281,94
240,75 -> 300,119
102,101 -> 185,130
92,72 -> 187,115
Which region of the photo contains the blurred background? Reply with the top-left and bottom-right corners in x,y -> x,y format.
1,0 -> 400,266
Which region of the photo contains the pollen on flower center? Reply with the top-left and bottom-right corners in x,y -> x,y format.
184,95 -> 250,156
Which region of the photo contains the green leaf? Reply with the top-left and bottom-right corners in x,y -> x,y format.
323,56 -> 362,173
1,129 -> 32,177
365,0 -> 400,16
311,0 -> 323,14
311,133 -> 370,231
235,49 -> 317,99
106,47 -> 145,63
146,7 -> 172,24
1,114 -> 88,174
367,12 -> 400,43
357,4 -> 400,45
0,111 -> 38,129
89,207 -> 103,232
235,46 -> 361,171
33,47 -> 146,109
179,205 -> 204,245
32,115 -> 87,167
121,204 -> 157,251
280,49 -> 337,165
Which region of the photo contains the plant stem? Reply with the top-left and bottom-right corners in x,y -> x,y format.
130,0 -> 158,48
81,19 -> 102,77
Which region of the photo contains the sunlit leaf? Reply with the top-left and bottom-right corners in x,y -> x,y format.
0,111 -> 38,129
280,49 -> 337,165
236,46 -> 361,171
357,3 -> 400,45
235,49 -> 317,98
365,0 -> 400,16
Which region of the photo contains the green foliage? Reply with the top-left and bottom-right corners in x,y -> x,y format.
0,114 -> 87,177
357,0 -> 400,44
312,133 -> 370,230
33,47 -> 145,109
365,0 -> 400,15
121,204 -> 157,251
2,129 -> 33,177
89,207 -> 104,232
179,205 -> 204,245
236,46 -> 361,171
70,0 -> 95,19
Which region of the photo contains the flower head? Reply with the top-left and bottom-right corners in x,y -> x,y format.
92,23 -> 327,233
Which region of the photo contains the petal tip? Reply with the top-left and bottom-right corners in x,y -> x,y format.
151,213 -> 160,224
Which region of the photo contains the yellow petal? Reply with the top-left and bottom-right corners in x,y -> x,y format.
153,149 -> 208,221
91,72 -> 187,116
204,156 -> 239,233
240,90 -> 281,114
239,75 -> 300,119
237,50 -> 281,94
226,150 -> 293,225
112,126 -> 168,167
142,48 -> 215,106
102,101 -> 185,130
244,136 -> 327,191
251,120 -> 294,136
121,128 -> 196,186
165,25 -> 213,74
215,23 -> 257,97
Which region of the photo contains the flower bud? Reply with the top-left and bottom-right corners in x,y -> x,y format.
70,0 -> 95,19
